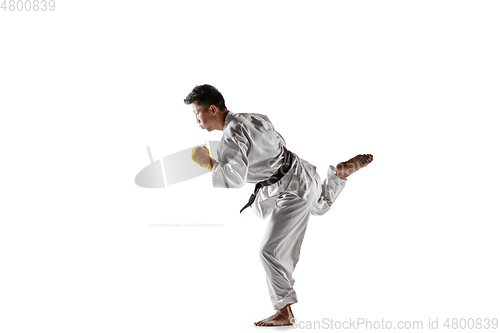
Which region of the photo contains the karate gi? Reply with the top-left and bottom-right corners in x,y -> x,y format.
212,111 -> 347,310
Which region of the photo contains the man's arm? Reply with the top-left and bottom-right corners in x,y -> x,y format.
211,137 -> 249,188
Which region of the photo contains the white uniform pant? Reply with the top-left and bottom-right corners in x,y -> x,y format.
259,167 -> 347,310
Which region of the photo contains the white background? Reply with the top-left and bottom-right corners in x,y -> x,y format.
1,1 -> 499,332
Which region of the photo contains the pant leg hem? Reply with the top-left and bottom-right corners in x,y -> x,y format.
328,165 -> 347,185
274,296 -> 298,310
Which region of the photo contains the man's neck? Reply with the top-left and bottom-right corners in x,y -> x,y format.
217,110 -> 229,131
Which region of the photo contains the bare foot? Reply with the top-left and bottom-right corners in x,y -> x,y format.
336,154 -> 373,180
254,304 -> 295,327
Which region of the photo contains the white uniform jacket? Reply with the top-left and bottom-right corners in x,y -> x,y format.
211,111 -> 324,219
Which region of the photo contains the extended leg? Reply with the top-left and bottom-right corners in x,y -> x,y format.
311,165 -> 347,216
311,154 -> 373,216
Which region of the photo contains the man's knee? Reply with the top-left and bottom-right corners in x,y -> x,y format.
259,242 -> 274,263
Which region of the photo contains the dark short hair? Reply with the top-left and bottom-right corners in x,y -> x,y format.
184,84 -> 227,110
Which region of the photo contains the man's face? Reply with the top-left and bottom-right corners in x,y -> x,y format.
192,102 -> 214,131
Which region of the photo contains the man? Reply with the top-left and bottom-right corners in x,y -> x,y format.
186,84 -> 373,326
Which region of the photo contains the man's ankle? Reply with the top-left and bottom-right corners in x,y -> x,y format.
336,172 -> 347,180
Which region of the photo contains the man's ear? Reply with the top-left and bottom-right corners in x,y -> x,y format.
209,105 -> 217,114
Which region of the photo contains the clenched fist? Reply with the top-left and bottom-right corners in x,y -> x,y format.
191,146 -> 214,171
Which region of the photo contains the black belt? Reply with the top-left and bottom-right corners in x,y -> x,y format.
240,146 -> 293,213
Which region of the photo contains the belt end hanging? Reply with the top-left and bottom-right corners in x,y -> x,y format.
240,194 -> 256,213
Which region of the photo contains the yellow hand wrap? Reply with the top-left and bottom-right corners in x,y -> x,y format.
191,146 -> 213,171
